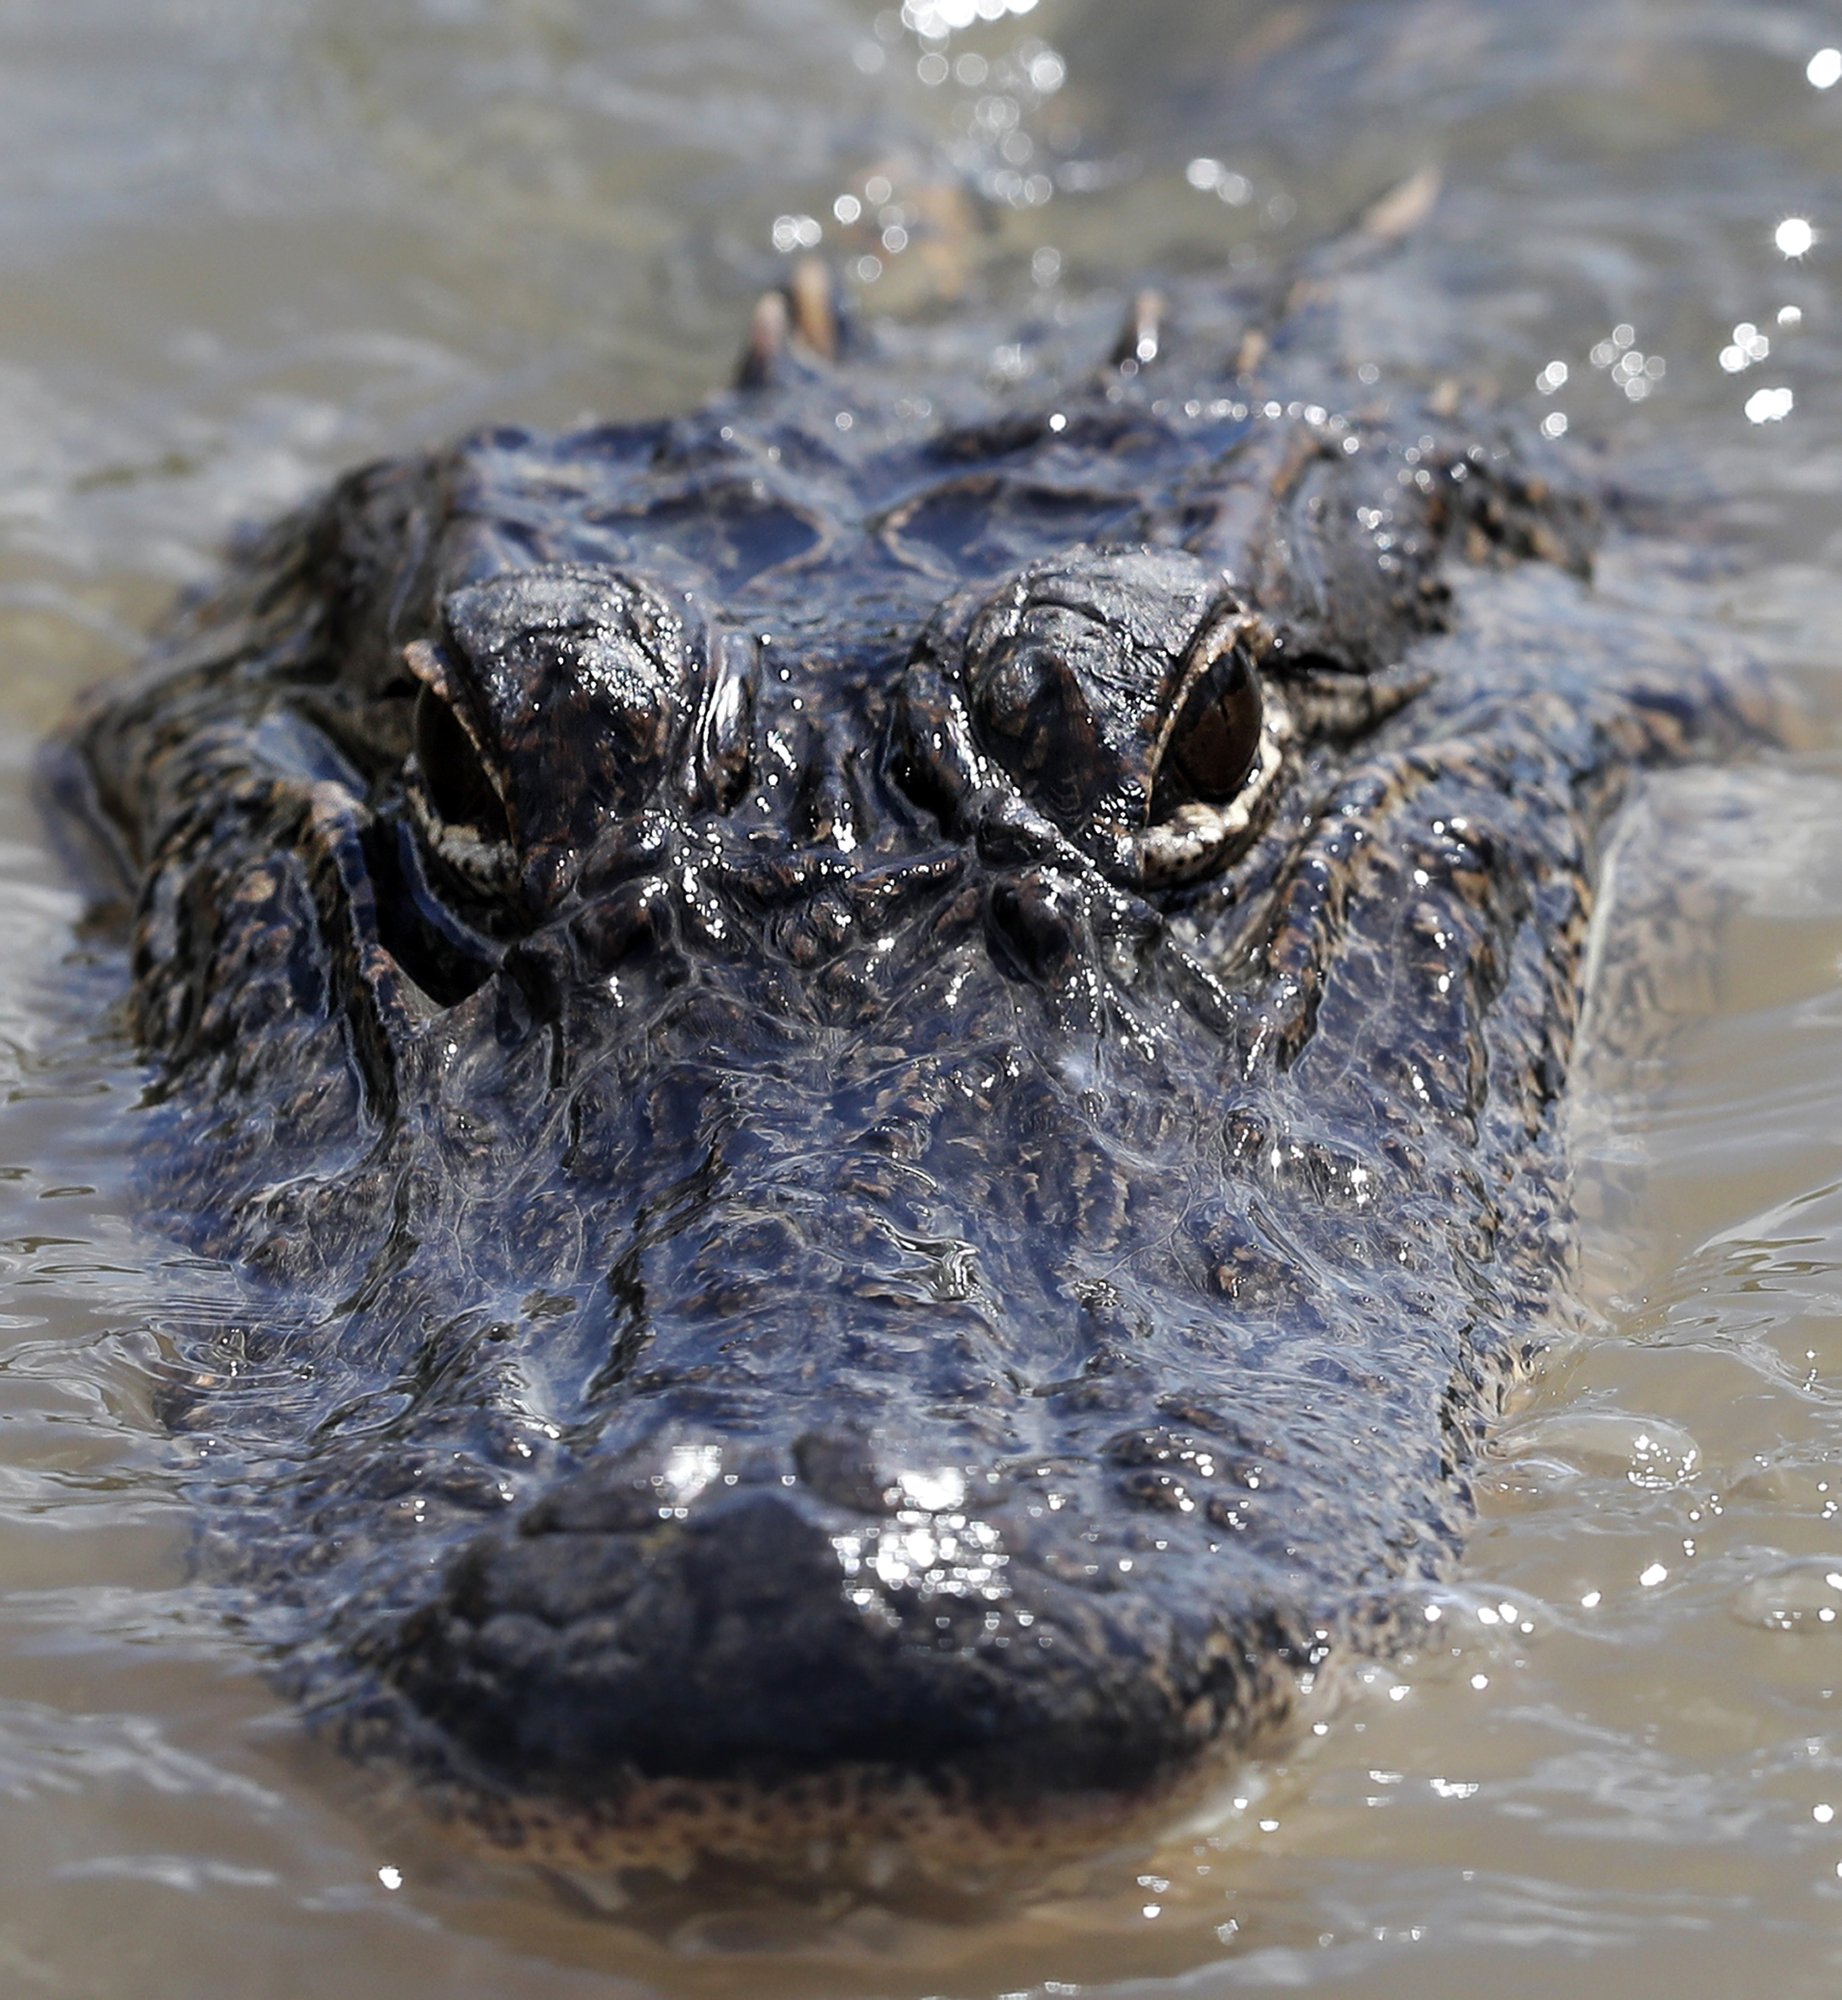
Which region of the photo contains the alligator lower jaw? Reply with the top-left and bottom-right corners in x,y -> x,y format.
359,1749 -> 1247,1889
431,1766 -> 1169,1887
321,1660 -> 1343,1887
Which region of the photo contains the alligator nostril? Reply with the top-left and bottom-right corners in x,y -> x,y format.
377,1483 -> 899,1787
792,1430 -> 894,1513
519,1467 -> 663,1537
370,1464 -> 1199,1816
986,870 -> 1079,983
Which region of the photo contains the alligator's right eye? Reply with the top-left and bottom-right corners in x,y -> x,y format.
404,645 -> 521,897
959,547 -> 1287,884
413,682 -> 511,849
1148,617 -> 1265,820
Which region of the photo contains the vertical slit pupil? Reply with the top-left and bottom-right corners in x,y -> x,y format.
1154,646 -> 1264,817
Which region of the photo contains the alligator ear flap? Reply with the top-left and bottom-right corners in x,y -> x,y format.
734,256 -> 846,389
887,652 -> 989,831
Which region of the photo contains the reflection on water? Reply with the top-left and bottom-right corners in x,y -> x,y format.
0,0 -> 1840,1993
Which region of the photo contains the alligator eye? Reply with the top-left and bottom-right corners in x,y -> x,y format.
397,566 -> 703,912
1149,620 -> 1264,820
955,548 -> 1288,886
414,682 -> 512,848
403,640 -> 520,896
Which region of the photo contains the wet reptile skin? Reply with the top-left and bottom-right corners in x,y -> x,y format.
46,245 -> 1767,1870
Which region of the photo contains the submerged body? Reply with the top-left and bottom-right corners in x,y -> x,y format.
48,244 -> 1763,1868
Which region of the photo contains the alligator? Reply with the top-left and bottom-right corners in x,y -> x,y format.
45,222 -> 1767,1877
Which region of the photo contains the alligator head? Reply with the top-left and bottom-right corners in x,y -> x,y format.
51,270 -> 1764,1872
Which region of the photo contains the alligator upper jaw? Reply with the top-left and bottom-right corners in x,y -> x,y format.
337,1461 -> 1323,1878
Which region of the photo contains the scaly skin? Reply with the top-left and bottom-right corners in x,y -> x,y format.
46,252 -> 1769,1872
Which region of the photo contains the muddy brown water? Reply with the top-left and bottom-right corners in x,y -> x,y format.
1,1 -> 1840,1994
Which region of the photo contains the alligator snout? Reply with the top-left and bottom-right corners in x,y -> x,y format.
371,1440 -> 1238,1814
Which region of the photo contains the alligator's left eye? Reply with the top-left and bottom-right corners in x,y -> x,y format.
406,647 -> 520,895
1149,615 -> 1265,820
401,564 -> 700,909
960,547 -> 1287,883
413,681 -> 512,848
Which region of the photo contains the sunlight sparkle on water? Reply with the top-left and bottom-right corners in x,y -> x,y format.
1775,217 -> 1817,259
898,1466 -> 966,1512
771,212 -> 822,252
661,1441 -> 723,1506
903,0 -> 1037,36
1721,322 -> 1771,371
1187,158 -> 1253,205
1808,47 -> 1842,89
